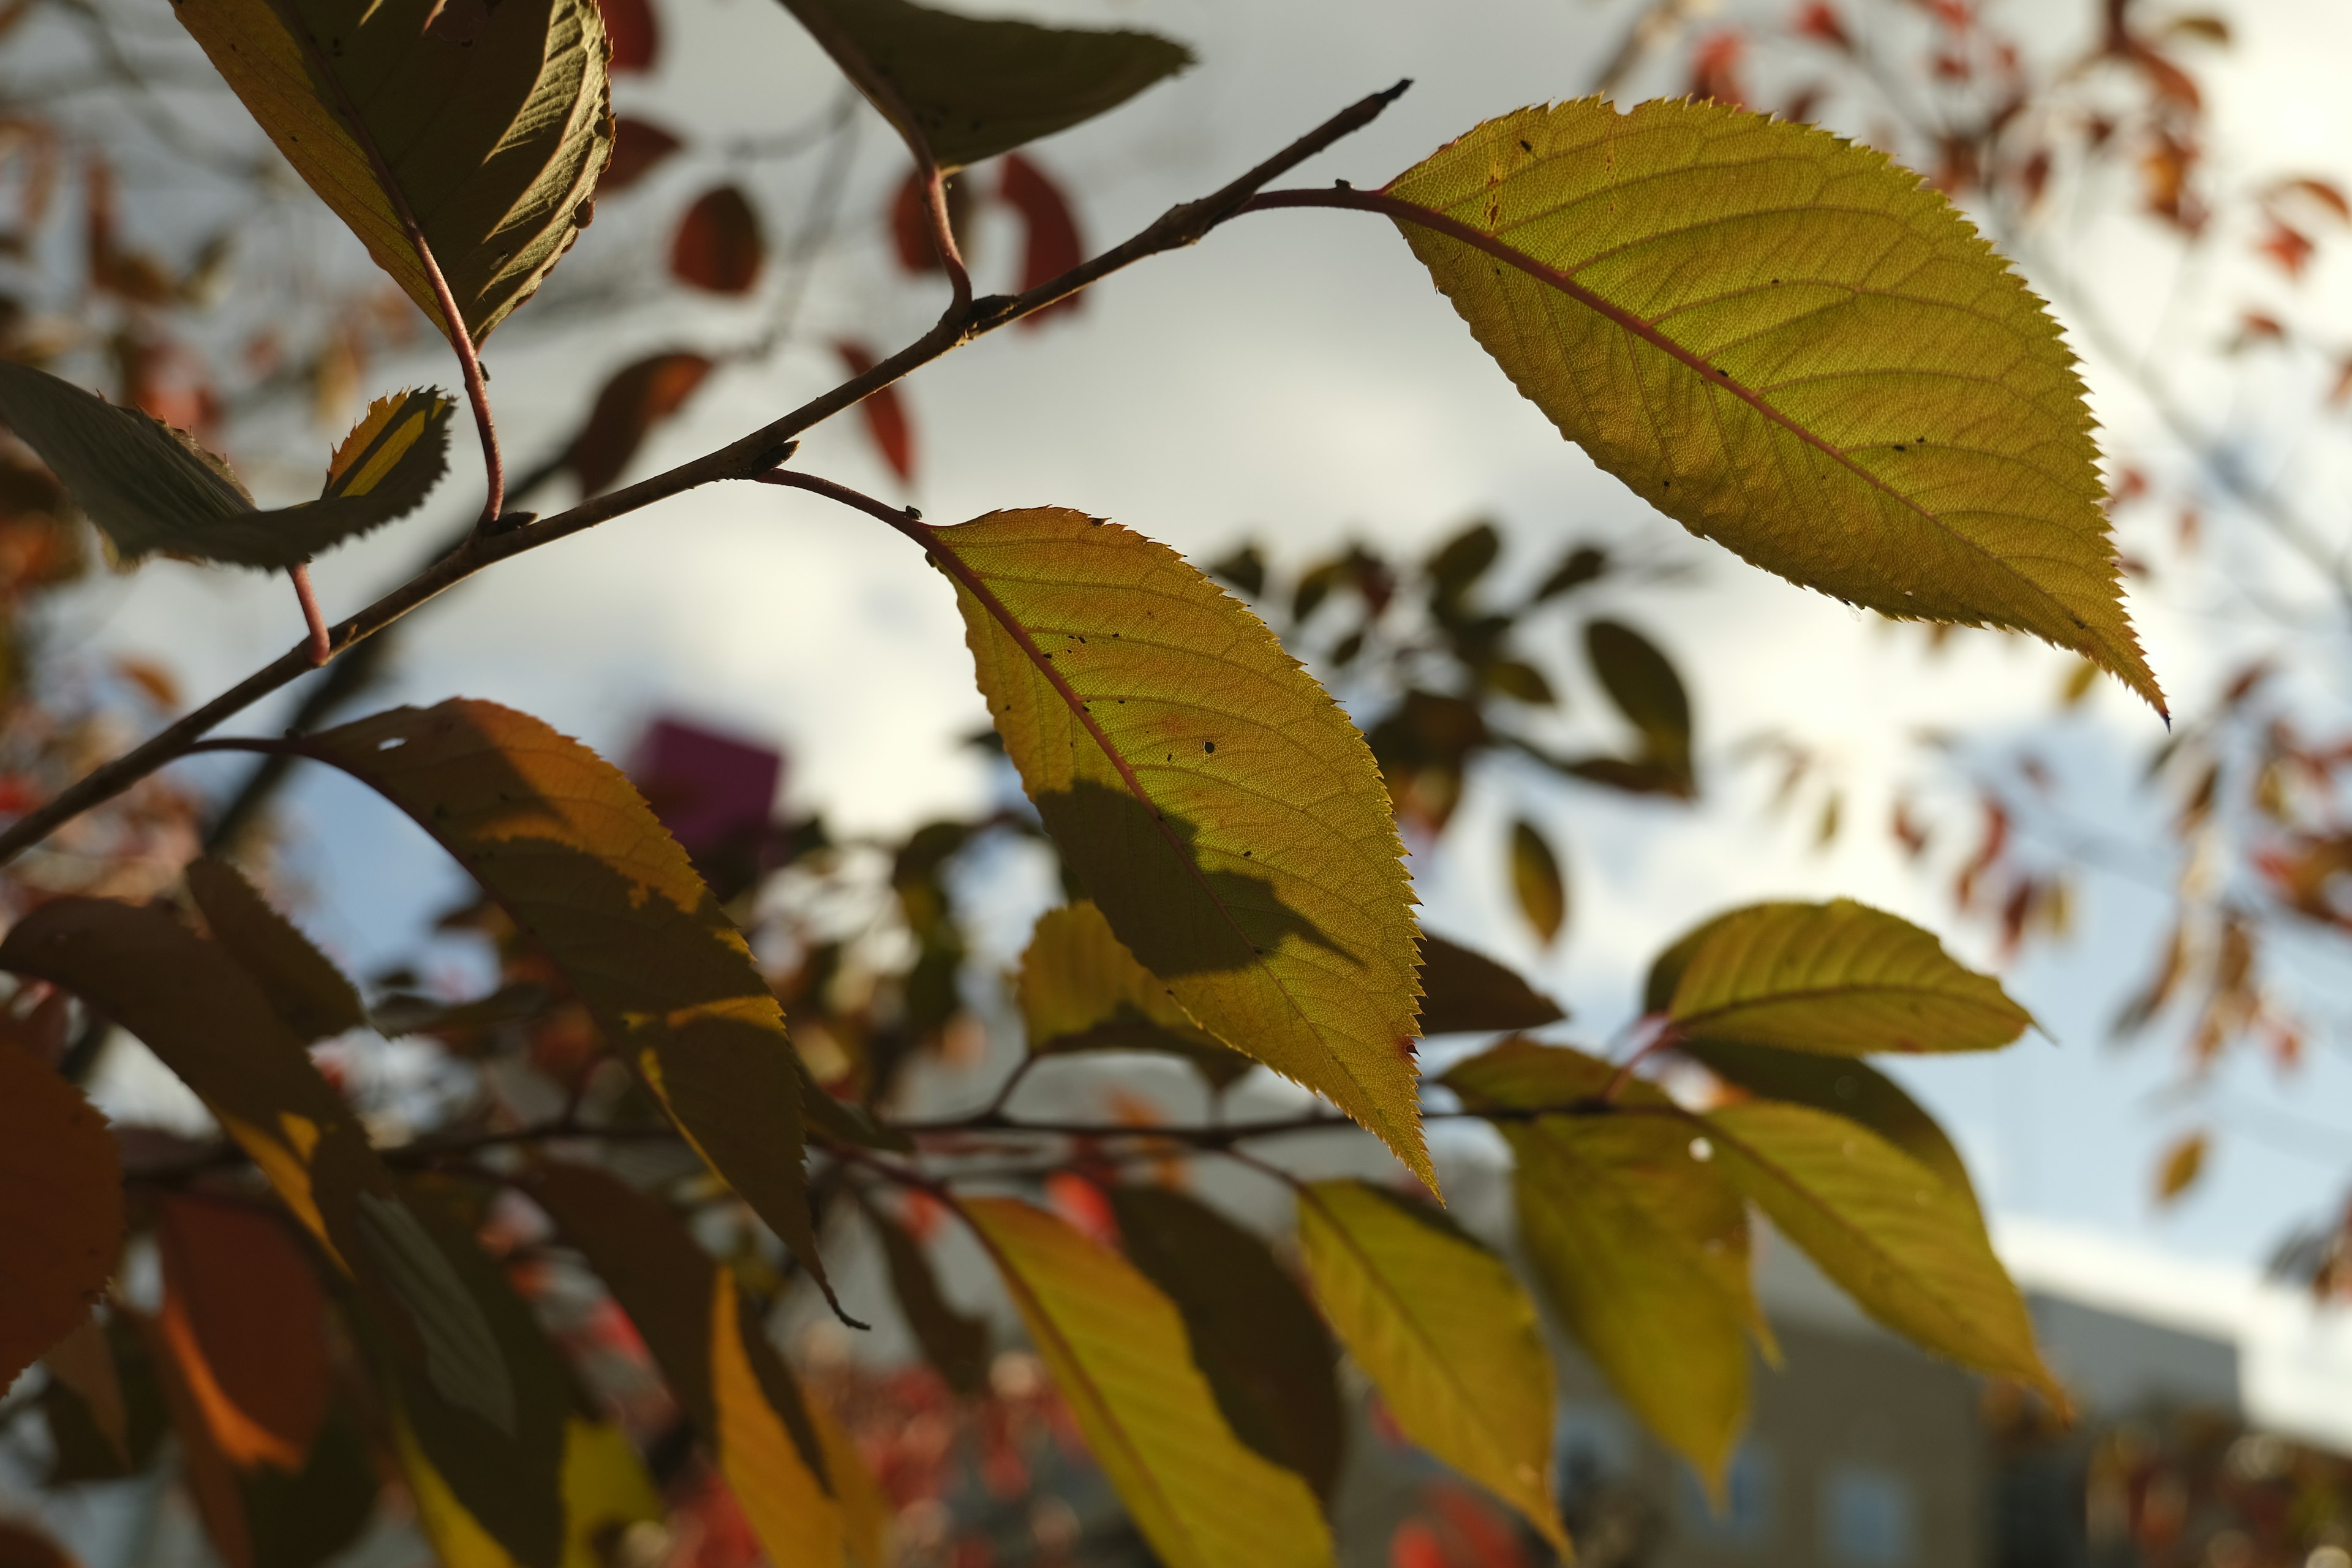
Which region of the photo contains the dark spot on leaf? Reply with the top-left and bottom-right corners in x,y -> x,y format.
1203,741 -> 1215,753
1519,138 -> 1533,153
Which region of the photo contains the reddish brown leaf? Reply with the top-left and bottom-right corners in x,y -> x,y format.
887,168 -> 973,274
0,1521 -> 82,1568
2258,219 -> 2316,279
155,1193 -> 331,1472
598,0 -> 657,72
0,1044 -> 121,1389
1687,30 -> 1750,107
602,118 -> 683,195
565,352 -> 714,496
999,154 -> 1083,327
833,341 -> 914,481
85,159 -> 180,307
670,186 -> 763,295
2274,176 -> 2352,224
1794,1 -> 1852,50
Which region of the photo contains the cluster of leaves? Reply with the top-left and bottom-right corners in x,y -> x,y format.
0,0 -> 2185,1562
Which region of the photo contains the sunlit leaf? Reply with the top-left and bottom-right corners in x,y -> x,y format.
1385,99 -> 2164,714
1508,820 -> 1566,946
1295,1180 -> 1564,1551
777,0 -> 1189,170
529,1164 -> 842,1567
941,510 -> 1427,1182
565,353 -> 713,496
671,186 -> 764,294
1646,899 -> 2033,1055
155,1194 -> 331,1472
175,0 -> 612,343
299,701 -> 831,1300
1108,1185 -> 1346,1504
1017,900 -> 1253,1090
1444,1039 -> 1760,1486
0,367 -> 449,569
0,1042 -> 120,1390
960,1197 -> 1333,1568
863,1197 -> 989,1395
1415,933 -> 1566,1035
1703,1100 -> 2060,1398
184,858 -> 364,1042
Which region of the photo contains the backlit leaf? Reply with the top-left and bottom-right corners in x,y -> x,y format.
1415,934 -> 1566,1035
864,1197 -> 990,1396
1508,820 -> 1566,946
671,186 -> 764,294
1385,99 -> 2164,713
1109,1185 -> 1345,1505
777,0 -> 1189,170
940,509 -> 1427,1183
184,858 -> 364,1042
1444,1039 -> 1760,1485
833,341 -> 914,482
0,1042 -> 120,1389
528,1164 -> 841,1567
1585,620 -> 1692,788
1646,899 -> 2033,1055
1679,1037 -> 1981,1218
298,701 -> 831,1300
564,353 -> 714,496
156,1194 -> 331,1472
1703,1100 -> 2059,1398
0,366 -> 449,568
960,1197 -> 1333,1568
175,0 -> 612,343
1295,1180 -> 1564,1551
1000,154 -> 1082,326
1017,900 -> 1253,1090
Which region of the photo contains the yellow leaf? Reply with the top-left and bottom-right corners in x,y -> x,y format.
960,1197 -> 1333,1568
2156,1130 -> 2207,1204
300,702 -> 831,1298
1445,1039 -> 1760,1488
1385,99 -> 2164,714
175,0 -> 610,343
185,858 -> 365,1042
1646,899 -> 2034,1055
0,1042 -> 121,1390
1704,1101 -> 2061,1401
394,1412 -> 659,1568
528,1164 -> 843,1568
778,0 -> 1188,171
1294,1180 -> 1564,1553
808,1400 -> 889,1568
938,510 -> 1428,1184
1017,901 -> 1253,1089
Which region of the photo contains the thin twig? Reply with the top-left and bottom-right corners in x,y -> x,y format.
286,562 -> 331,667
0,82 -> 1412,866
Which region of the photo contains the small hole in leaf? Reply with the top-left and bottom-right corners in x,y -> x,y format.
1688,1137 -> 1714,1163
377,737 -> 407,752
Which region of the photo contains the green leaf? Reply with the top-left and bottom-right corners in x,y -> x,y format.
1384,99 -> 2165,715
0,899 -> 513,1452
0,1042 -> 121,1391
175,0 -> 612,343
1444,1039 -> 1761,1487
1703,1101 -> 2060,1400
1646,899 -> 2034,1055
862,1197 -> 990,1397
1017,900 -> 1253,1090
1678,1038 -> 1983,1219
185,858 -> 366,1042
0,370 -> 450,569
1108,1185 -> 1346,1506
777,0 -> 1189,171
960,1196 -> 1333,1568
1585,620 -> 1692,788
938,510 -> 1428,1185
1415,933 -> 1566,1035
298,701 -> 834,1305
1508,820 -> 1567,946
1294,1180 -> 1564,1552
527,1164 -> 844,1568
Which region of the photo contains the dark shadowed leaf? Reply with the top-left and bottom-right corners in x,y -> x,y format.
156,1194 -> 331,1471
1445,1039 -> 1760,1486
0,1043 -> 119,1390
1109,1185 -> 1344,1505
0,368 -> 449,569
602,117 -> 683,193
529,1163 -> 843,1566
1531,544 -> 1607,601
1585,620 -> 1692,786
961,1197 -> 1332,1568
40,1317 -> 127,1471
833,341 -> 914,481
41,1313 -> 167,1484
862,1197 -> 989,1396
1000,153 -> 1082,325
1425,521 -> 1499,606
1295,1180 -> 1564,1551
1645,899 -> 2033,1055
185,858 -> 365,1042
776,0 -> 1189,170
175,0 -> 611,343
1017,901 -> 1253,1090
671,186 -> 764,293
298,701 -> 831,1300
0,1521 -> 81,1568
1509,820 -> 1566,946
1415,933 -> 1566,1035
940,509 -> 1426,1183
564,352 -> 714,496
